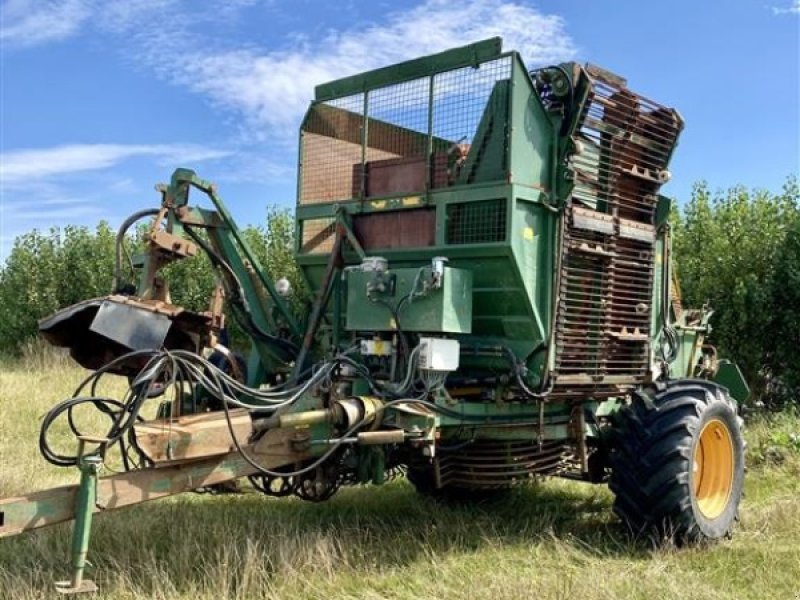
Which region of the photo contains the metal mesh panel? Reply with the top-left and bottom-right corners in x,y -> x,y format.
431,57 -> 512,187
432,57 -> 512,147
446,199 -> 507,245
300,218 -> 336,254
299,56 -> 514,206
300,94 -> 364,205
364,78 -> 430,197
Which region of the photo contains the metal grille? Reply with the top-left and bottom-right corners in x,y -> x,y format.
300,218 -> 336,254
432,57 -> 512,187
300,93 -> 365,205
435,440 -> 573,489
552,66 -> 682,396
446,199 -> 507,244
298,55 -> 513,206
364,78 -> 430,197
432,58 -> 511,149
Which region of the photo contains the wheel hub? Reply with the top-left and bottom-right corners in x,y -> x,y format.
693,418 -> 735,519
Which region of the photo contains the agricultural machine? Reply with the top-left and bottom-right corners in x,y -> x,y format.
0,39 -> 749,593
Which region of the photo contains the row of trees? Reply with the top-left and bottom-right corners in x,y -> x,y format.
1,178 -> 797,405
671,177 -> 799,405
0,209 -> 304,356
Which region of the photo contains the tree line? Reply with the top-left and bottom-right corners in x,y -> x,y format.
1,178 -> 797,406
0,209 -> 305,358
671,177 -> 799,406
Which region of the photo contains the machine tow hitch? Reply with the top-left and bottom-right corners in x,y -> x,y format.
0,426 -> 312,593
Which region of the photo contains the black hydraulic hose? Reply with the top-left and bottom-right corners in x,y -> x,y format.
461,344 -> 552,400
368,294 -> 410,381
40,350 -> 179,467
221,389 -> 541,482
40,342 -> 550,476
659,224 -> 678,367
40,397 -> 123,466
182,223 -> 298,355
501,346 -> 553,400
112,208 -> 160,293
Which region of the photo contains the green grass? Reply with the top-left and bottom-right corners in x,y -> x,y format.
1,359 -> 799,600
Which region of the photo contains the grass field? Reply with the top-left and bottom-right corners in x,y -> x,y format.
1,356 -> 798,600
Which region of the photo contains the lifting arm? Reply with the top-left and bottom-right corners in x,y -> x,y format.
128,168 -> 303,384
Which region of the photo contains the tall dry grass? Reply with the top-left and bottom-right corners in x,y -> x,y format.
0,359 -> 798,600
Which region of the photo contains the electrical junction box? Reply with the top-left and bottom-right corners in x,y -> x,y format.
418,338 -> 460,371
345,266 -> 472,334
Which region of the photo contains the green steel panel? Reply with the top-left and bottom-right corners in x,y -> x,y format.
507,57 -> 554,192
345,266 -> 472,333
454,80 -> 509,185
713,360 -> 750,404
508,195 -> 555,346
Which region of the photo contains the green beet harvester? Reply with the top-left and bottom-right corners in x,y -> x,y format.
0,38 -> 749,593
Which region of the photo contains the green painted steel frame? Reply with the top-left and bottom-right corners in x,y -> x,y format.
0,45 -> 751,597
296,46 -> 561,385
158,169 -> 303,384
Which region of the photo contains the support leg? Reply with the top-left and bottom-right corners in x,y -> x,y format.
55,454 -> 101,594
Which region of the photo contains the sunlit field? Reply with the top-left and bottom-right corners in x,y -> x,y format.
1,355 -> 798,600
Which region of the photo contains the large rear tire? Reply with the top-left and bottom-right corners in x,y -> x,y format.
609,380 -> 745,543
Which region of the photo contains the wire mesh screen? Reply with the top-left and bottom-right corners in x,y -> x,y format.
300,93 -> 365,205
298,55 -> 514,207
300,218 -> 336,254
364,78 -> 430,197
446,199 -> 507,244
431,57 -> 512,187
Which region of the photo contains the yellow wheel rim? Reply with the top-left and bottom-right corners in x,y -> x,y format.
692,418 -> 735,519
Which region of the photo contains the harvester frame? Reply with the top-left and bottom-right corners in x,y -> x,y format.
0,38 -> 748,594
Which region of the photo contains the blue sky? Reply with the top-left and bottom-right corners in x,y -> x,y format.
1,0 -> 798,262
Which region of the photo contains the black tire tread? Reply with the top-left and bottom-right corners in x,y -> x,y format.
608,379 -> 745,543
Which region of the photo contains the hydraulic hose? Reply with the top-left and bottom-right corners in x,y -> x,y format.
181,222 -> 298,355
112,208 -> 160,293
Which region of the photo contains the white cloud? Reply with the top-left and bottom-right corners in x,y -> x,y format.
0,0 -> 91,47
2,0 -> 577,138
151,0 -> 577,135
0,143 -> 232,183
0,0 -> 577,257
0,0 -> 259,48
772,0 -> 800,14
